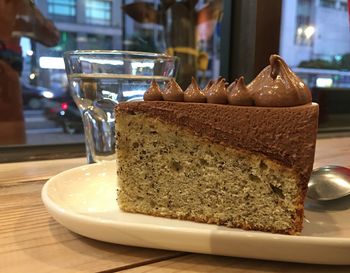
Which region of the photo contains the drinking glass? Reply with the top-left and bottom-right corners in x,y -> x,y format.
64,50 -> 179,163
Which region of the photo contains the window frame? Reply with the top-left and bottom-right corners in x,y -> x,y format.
220,0 -> 282,83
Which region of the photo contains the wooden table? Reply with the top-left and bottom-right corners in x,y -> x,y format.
1,137 -> 350,273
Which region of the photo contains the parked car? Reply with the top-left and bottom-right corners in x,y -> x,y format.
44,98 -> 83,134
21,82 -> 68,110
59,100 -> 84,134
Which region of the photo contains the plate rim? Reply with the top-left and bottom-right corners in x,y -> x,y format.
41,163 -> 350,244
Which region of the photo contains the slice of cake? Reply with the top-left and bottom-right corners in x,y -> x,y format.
115,55 -> 319,235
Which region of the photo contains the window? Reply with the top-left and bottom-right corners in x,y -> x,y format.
280,0 -> 350,132
320,0 -> 336,8
85,0 -> 112,26
295,0 -> 313,46
15,0 -> 350,160
339,1 -> 348,11
48,0 -> 76,22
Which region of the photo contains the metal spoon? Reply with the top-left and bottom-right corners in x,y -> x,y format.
307,165 -> 350,201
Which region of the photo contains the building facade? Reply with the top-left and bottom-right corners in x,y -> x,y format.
27,0 -> 123,88
280,0 -> 349,67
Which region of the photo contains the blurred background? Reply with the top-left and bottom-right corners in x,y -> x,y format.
0,0 -> 349,157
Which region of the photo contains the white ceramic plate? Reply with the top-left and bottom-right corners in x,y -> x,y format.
41,162 -> 350,265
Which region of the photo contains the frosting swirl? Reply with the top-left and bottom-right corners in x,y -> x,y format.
162,78 -> 184,102
248,55 -> 312,107
144,80 -> 163,101
141,55 -> 312,107
184,77 -> 206,103
206,78 -> 228,104
227,76 -> 253,106
202,79 -> 214,94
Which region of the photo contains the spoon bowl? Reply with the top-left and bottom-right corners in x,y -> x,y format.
307,165 -> 350,201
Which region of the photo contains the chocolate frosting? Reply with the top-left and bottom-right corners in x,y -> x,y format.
227,77 -> 254,106
206,78 -> 228,104
144,80 -> 163,101
184,77 -> 206,103
162,78 -> 184,102
143,55 -> 312,108
202,79 -> 214,94
248,55 -> 312,107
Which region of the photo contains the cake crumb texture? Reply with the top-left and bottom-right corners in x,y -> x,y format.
116,113 -> 304,235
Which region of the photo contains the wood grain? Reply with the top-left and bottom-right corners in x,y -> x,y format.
120,254 -> 350,273
314,137 -> 350,169
0,168 -> 184,273
0,157 -> 86,185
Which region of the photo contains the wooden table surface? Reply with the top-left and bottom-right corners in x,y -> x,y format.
1,137 -> 350,273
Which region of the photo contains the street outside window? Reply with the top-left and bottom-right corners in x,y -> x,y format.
0,0 -> 348,149
6,0 -> 223,146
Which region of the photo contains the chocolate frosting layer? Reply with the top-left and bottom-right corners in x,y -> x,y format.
228,77 -> 254,106
144,80 -> 163,101
162,78 -> 184,102
117,101 -> 319,189
248,55 -> 312,107
184,77 -> 206,103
